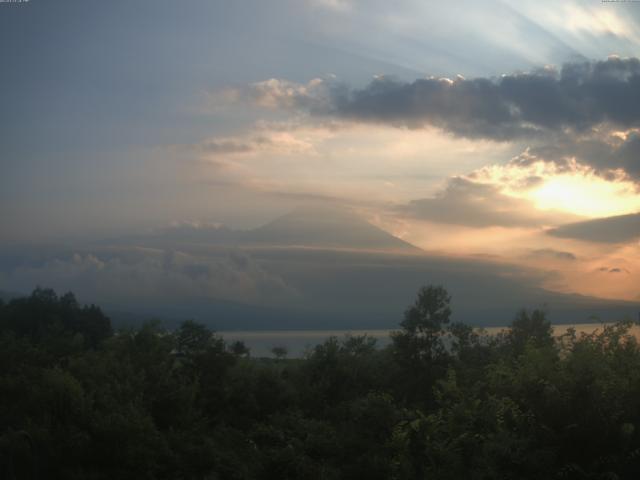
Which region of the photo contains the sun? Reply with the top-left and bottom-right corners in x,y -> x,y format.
529,174 -> 640,218
471,158 -> 640,219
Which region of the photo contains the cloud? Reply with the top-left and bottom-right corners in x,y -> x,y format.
597,266 -> 630,274
527,248 -> 577,261
398,177 -> 570,227
611,132 -> 640,179
334,74 -> 532,139
189,128 -> 322,158
0,249 -> 298,307
219,57 -> 640,185
549,213 -> 640,243
227,78 -> 332,112
469,152 -> 640,218
339,57 -> 640,137
526,129 -> 640,181
1,237 -> 637,327
235,57 -> 640,141
198,139 -> 255,155
308,0 -> 352,12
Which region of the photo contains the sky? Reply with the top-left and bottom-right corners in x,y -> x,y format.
1,0 -> 640,326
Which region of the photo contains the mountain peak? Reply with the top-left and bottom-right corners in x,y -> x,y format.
121,206 -> 421,253
250,207 -> 421,252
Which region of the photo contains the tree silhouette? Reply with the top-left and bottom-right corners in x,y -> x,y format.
392,285 -> 452,363
271,345 -> 288,360
2,286 -> 640,479
508,308 -> 553,354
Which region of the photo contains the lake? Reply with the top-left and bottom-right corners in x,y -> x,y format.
219,323 -> 640,358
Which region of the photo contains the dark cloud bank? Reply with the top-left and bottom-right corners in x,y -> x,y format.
327,57 -> 640,139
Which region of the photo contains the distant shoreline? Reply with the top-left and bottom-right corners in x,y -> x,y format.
219,322 -> 639,357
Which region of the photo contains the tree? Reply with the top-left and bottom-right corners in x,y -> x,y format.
392,285 -> 452,364
0,288 -> 111,348
229,340 -> 250,357
271,346 -> 288,360
508,309 -> 554,354
176,320 -> 214,356
391,286 -> 453,405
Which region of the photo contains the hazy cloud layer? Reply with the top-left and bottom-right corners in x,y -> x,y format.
549,213 -> 640,243
0,249 -> 297,307
0,212 -> 638,326
527,248 -> 577,261
399,177 -> 572,227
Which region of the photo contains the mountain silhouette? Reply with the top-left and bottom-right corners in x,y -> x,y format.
126,206 -> 421,253
247,207 -> 420,252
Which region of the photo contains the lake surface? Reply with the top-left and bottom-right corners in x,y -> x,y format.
219,323 -> 639,358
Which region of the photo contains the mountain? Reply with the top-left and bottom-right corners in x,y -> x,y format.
12,208 -> 635,330
121,207 -> 421,253
246,207 -> 420,252
100,249 -> 640,330
0,290 -> 24,302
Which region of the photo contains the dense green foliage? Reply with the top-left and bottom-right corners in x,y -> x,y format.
2,286 -> 640,479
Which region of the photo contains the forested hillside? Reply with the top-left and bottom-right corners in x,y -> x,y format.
2,287 -> 640,479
